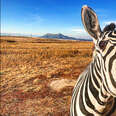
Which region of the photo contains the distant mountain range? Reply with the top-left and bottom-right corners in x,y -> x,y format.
41,33 -> 77,40
1,33 -> 92,41
1,33 -> 34,37
41,33 -> 92,41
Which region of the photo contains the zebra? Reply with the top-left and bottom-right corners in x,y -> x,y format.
70,5 -> 116,116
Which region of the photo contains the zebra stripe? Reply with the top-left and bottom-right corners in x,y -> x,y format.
70,5 -> 116,116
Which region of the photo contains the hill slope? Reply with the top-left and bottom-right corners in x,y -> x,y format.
41,33 -> 77,40
41,33 -> 92,41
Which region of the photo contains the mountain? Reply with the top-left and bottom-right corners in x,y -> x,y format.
41,33 -> 78,40
1,33 -> 39,37
41,33 -> 92,41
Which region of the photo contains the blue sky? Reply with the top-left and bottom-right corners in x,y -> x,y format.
1,0 -> 116,38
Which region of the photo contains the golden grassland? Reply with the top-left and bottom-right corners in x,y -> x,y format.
1,36 -> 93,70
0,36 -> 115,116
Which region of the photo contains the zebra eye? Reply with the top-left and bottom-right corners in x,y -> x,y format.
99,40 -> 108,50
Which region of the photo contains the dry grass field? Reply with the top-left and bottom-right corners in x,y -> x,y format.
0,36 -> 115,116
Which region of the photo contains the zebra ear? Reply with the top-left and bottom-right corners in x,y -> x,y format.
81,5 -> 102,42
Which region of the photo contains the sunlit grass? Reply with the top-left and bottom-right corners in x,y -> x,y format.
0,36 -> 93,70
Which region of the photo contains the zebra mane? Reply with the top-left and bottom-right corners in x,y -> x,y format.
103,23 -> 116,32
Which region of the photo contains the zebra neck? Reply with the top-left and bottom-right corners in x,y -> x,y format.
89,58 -> 114,114
91,55 -> 111,98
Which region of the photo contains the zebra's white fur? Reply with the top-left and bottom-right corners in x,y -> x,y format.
70,5 -> 116,116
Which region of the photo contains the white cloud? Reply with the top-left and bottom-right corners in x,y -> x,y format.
104,21 -> 116,25
32,15 -> 43,23
23,14 -> 44,26
65,27 -> 91,39
71,28 -> 86,33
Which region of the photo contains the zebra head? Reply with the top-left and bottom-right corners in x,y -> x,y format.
81,5 -> 116,97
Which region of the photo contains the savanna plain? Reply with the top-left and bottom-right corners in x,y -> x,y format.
0,36 -> 115,116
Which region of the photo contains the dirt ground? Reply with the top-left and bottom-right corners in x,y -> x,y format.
0,57 -> 87,116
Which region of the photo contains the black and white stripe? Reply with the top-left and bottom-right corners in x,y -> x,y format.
70,5 -> 116,116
